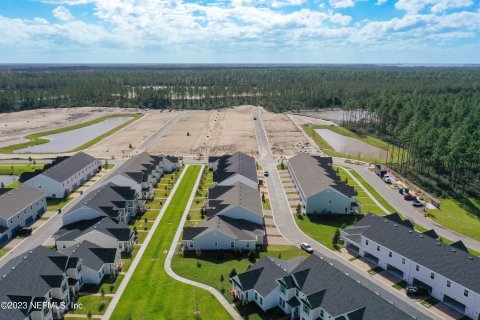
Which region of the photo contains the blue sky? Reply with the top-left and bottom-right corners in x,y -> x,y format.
0,0 -> 479,63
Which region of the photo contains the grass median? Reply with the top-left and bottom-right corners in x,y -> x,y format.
110,165 -> 232,320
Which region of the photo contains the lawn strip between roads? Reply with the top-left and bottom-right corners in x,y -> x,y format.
107,165 -> 232,320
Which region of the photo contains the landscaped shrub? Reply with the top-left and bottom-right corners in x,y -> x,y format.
248,250 -> 256,263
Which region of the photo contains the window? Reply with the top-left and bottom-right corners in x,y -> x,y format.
255,292 -> 258,300
260,297 -> 263,305
447,280 -> 451,288
62,283 -> 67,292
189,242 -> 193,248
365,239 -> 369,245
215,241 -> 218,247
295,289 -> 299,297
230,242 -> 234,248
416,265 -> 420,271
280,286 -> 286,294
402,258 -> 405,264
389,251 -> 392,257
344,208 -> 348,213
430,273 -> 435,279
99,271 -> 102,278
320,309 -> 324,318
377,245 -> 380,251
328,200 -> 332,204
303,304 -> 309,314
464,290 -> 469,297
246,242 -> 250,248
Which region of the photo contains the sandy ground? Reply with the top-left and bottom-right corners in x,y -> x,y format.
0,107 -> 139,148
147,106 -> 258,156
86,111 -> 176,158
260,110 -> 312,156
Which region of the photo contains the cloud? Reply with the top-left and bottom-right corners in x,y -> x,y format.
329,0 -> 355,8
52,6 -> 74,21
395,0 -> 474,14
376,0 -> 388,5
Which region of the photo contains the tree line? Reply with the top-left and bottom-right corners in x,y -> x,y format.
0,65 -> 479,199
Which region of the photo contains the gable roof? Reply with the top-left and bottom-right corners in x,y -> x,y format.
206,182 -> 263,219
0,184 -> 45,220
65,182 -> 135,219
287,254 -> 410,319
350,213 -> 480,293
54,216 -> 132,242
182,216 -> 264,241
113,152 -> 160,184
210,152 -> 258,185
40,152 -> 97,183
288,153 -> 355,198
63,241 -> 117,271
231,256 -> 304,296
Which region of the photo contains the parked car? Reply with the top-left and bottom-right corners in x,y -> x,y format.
264,171 -> 269,177
300,243 -> 313,254
412,199 -> 424,207
17,227 -> 33,237
383,176 -> 392,184
406,286 -> 428,297
404,193 -> 417,201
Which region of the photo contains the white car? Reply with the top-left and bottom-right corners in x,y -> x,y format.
300,242 -> 313,254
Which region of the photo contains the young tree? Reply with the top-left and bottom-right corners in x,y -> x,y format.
332,228 -> 341,249
296,203 -> 302,216
229,268 -> 237,278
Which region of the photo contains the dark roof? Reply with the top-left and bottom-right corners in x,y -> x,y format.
288,153 -> 355,198
164,156 -> 179,164
0,246 -> 71,302
54,216 -> 132,242
114,152 -> 159,184
65,182 -> 135,219
63,241 -> 117,271
206,182 -> 263,219
210,152 -> 258,185
231,256 -> 304,296
182,216 -> 263,241
422,229 -> 440,239
450,240 -> 469,252
39,152 -> 97,183
351,214 -> 480,293
287,254 -> 411,319
0,184 -> 45,220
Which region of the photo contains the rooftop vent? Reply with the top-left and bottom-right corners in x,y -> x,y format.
394,224 -> 398,227
409,230 -> 413,233
451,249 -> 456,253
437,242 -> 441,246
419,235 -> 424,238
469,257 -> 473,260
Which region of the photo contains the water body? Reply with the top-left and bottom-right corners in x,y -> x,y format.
16,117 -> 133,153
0,175 -> 18,186
315,128 -> 387,160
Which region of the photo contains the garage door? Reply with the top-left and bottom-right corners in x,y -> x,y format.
387,264 -> 404,278
443,294 -> 466,313
25,216 -> 34,225
0,234 -> 8,245
364,252 -> 379,265
413,278 -> 432,294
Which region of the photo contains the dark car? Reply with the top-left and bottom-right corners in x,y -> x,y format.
404,193 -> 417,201
406,286 -> 428,297
17,227 -> 33,237
264,171 -> 269,177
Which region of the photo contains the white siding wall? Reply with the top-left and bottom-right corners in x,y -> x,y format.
25,174 -> 64,199
56,230 -> 119,252
187,230 -> 256,251
62,207 -> 108,225
0,195 -> 47,239
218,206 -> 263,225
218,174 -> 258,190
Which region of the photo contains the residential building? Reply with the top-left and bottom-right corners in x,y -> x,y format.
209,152 -> 258,189
61,182 -> 138,225
231,254 -> 411,320
54,217 -> 134,253
102,152 -> 164,200
0,184 -> 47,243
0,246 -> 82,320
162,156 -> 180,173
24,152 -> 99,199
342,213 -> 480,319
182,182 -> 265,251
288,153 -> 356,214
62,241 -> 120,286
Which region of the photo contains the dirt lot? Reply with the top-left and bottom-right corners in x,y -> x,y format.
0,107 -> 138,148
86,111 -> 176,158
260,110 -> 312,156
147,106 -> 258,156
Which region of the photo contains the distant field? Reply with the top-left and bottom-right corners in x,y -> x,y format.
0,163 -> 44,175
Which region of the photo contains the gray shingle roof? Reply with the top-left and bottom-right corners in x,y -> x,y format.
63,241 -> 117,271
206,182 -> 263,219
182,216 -> 264,241
210,152 -> 258,185
288,254 -> 411,319
41,152 -> 97,183
288,153 -> 355,198
65,182 -> 135,219
0,184 -> 45,220
231,256 -> 304,296
114,152 -> 159,184
351,213 -> 480,293
54,216 -> 132,242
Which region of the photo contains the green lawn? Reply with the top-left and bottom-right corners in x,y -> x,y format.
80,274 -> 125,294
0,247 -> 11,259
420,297 -> 440,308
428,198 -> 480,242
172,245 -> 307,320
262,198 -> 272,210
5,180 -> 20,188
0,163 -> 45,175
302,124 -> 403,163
0,114 -> 142,154
47,197 -> 74,211
392,280 -> 407,290
111,166 -> 232,320
71,295 -> 112,315
295,214 -> 358,250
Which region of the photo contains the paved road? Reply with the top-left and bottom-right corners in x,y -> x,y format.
336,160 -> 480,253
136,111 -> 186,152
251,107 -> 437,320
